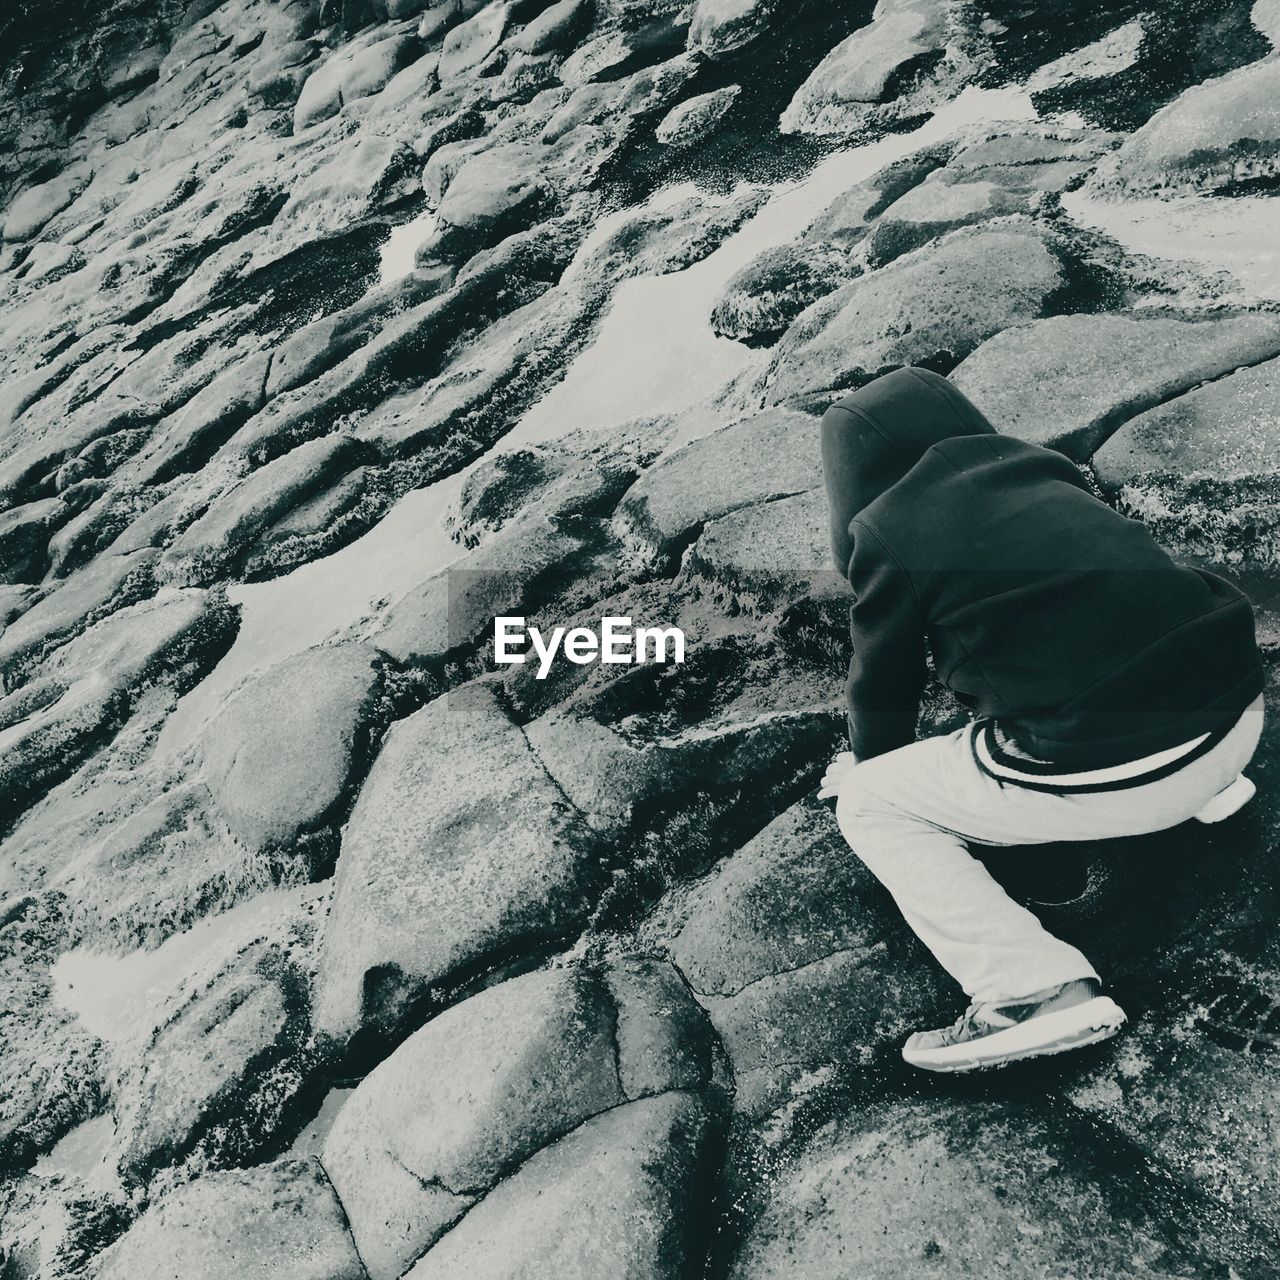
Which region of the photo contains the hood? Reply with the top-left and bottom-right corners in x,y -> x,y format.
820,366 -> 997,573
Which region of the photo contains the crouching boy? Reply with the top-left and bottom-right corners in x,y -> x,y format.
818,367 -> 1264,1072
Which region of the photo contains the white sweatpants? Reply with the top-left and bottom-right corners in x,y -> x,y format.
835,695 -> 1265,1004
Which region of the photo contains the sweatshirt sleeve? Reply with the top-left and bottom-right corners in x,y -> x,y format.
844,522 -> 928,760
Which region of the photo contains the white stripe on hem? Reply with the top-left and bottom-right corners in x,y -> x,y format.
974,725 -> 1211,787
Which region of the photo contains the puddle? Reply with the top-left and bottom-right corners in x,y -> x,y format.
1062,188 -> 1280,302
508,85 -> 1038,449
32,1113 -> 116,1181
52,884 -> 317,1045
287,1086 -> 356,1157
379,207 -> 439,286
155,472 -> 468,755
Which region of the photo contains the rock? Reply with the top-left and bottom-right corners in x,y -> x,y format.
0,497 -> 67,584
686,487 -> 840,612
311,680 -> 607,1042
667,795 -> 947,1113
1092,355 -> 1280,566
0,590 -> 237,821
729,1094 -> 1277,1278
614,406 -> 821,567
244,466 -> 373,578
557,30 -> 633,85
405,1092 -> 719,1279
0,584 -> 36,627
802,145 -> 952,250
0,895 -> 104,1172
688,0 -> 781,57
88,1158 -> 366,1280
3,167 -> 90,242
158,435 -> 363,586
322,958 -> 712,1278
0,549 -> 159,683
781,0 -> 948,135
1089,57 -> 1280,197
419,0 -> 463,41
758,222 -> 1066,407
510,0 -> 590,54
422,143 -> 555,261
200,644 -> 384,852
1256,0 -> 1280,44
341,33 -> 421,102
107,890 -> 325,1182
439,1 -> 511,83
861,176 -> 1027,267
711,243 -> 859,344
292,58 -> 346,132
654,84 -> 740,146
951,311 -> 1280,459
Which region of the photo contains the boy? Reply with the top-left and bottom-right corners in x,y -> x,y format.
817,367 -> 1265,1072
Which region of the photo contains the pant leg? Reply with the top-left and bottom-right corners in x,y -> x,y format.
835,697 -> 1265,1004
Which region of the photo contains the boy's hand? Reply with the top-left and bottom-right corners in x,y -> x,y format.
818,750 -> 860,801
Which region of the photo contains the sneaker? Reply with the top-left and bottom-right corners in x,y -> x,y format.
902,978 -> 1126,1073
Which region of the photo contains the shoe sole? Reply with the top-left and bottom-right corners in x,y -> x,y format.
903,996 -> 1127,1074
1193,775 -> 1255,824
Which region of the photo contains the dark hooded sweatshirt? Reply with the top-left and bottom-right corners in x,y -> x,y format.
821,367 -> 1263,771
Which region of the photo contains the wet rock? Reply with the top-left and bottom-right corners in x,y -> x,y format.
655,85 -> 740,146
312,680 -> 607,1042
200,644 -> 384,853
0,584 -> 37,627
686,487 -> 839,612
557,30 -> 634,84
323,958 -> 712,1278
711,242 -> 859,345
1089,56 -> 1280,197
0,590 -> 237,821
3,167 -> 91,243
666,794 -> 947,1114
952,311 -> 1280,459
614,406 -> 820,568
0,549 -> 159,683
406,1092 -> 720,1279
861,175 -> 1027,267
439,1 -> 511,83
88,1157 -> 365,1280
0,497 -> 66,584
688,0 -> 781,57
0,894 -> 104,1173
510,0 -> 591,54
943,121 -> 1120,191
342,33 -> 423,103
729,1094 -> 1277,1278
245,466 -> 374,578
1092,354 -> 1280,566
422,143 -> 556,261
781,0 -> 949,135
158,435 -> 363,586
1256,0 -> 1280,45
758,222 -> 1067,407
106,890 -> 325,1184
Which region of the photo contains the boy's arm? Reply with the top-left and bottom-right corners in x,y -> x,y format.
844,523 -> 928,761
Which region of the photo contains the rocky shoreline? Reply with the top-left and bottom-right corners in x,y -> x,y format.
3,0 -> 1280,1275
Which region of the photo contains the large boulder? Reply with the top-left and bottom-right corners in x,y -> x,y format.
88,1158 -> 366,1280
711,242 -> 859,345
654,85 -> 740,146
3,166 -> 91,242
311,680 -> 607,1042
405,1092 -> 719,1279
200,643 -> 384,853
1088,56 -> 1280,197
758,222 -> 1066,407
438,1 -> 511,83
321,958 -> 714,1278
952,311 -> 1280,459
667,795 -> 949,1114
729,1094 -> 1278,1277
1092,355 -> 1280,566
780,0 -> 949,136
613,406 -> 821,568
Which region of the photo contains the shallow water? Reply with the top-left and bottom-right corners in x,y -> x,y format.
1062,188 -> 1280,302
52,883 -> 318,1044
